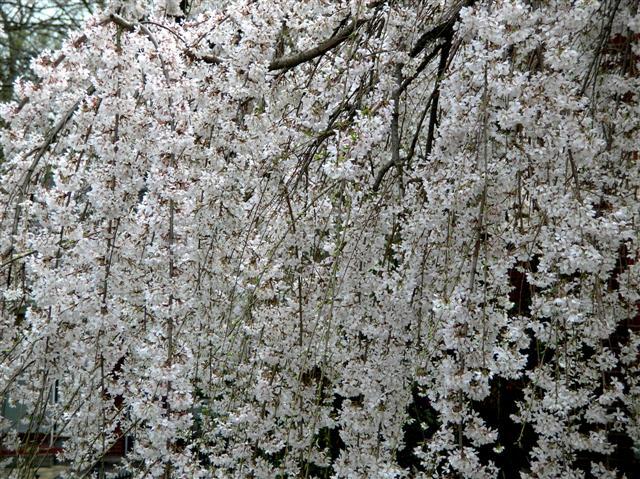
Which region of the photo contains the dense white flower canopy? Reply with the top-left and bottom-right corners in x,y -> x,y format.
1,0 -> 639,477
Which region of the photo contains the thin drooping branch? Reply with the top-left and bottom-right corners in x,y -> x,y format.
269,18 -> 366,71
0,249 -> 36,270
580,0 -> 622,95
424,34 -> 452,160
398,43 -> 443,95
15,27 -> 97,114
109,14 -> 221,65
405,88 -> 436,167
372,65 -> 403,191
567,149 -> 583,203
373,40 -> 450,191
3,83 -> 96,247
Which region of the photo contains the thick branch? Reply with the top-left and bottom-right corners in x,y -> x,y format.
269,19 -> 366,71
183,50 -> 221,65
108,13 -> 135,31
409,0 -> 474,58
409,18 -> 455,58
372,157 -> 399,192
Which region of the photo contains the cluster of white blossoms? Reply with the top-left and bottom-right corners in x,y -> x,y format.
1,0 -> 639,477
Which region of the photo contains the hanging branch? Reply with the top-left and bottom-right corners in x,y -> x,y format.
373,37 -> 452,191
372,67 -> 403,192
424,33 -> 452,160
3,83 -> 96,251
